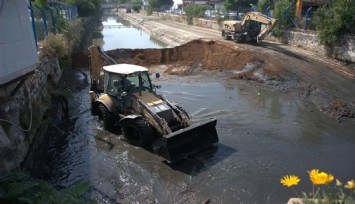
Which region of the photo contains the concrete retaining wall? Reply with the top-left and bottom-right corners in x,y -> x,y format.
266,30 -> 355,63
0,56 -> 62,174
152,12 -> 221,30
152,12 -> 355,63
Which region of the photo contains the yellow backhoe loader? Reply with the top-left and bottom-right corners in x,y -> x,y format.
221,12 -> 277,43
88,46 -> 219,163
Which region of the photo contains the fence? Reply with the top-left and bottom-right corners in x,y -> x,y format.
28,2 -> 78,49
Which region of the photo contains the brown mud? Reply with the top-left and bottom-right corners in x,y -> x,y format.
73,39 -> 354,120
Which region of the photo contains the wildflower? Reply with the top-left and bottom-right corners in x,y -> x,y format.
308,169 -> 334,185
336,179 -> 342,186
344,179 -> 355,190
280,175 -> 300,187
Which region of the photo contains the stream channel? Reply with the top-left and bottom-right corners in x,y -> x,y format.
32,16 -> 355,203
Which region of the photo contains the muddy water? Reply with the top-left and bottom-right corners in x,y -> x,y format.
38,72 -> 355,204
91,17 -> 169,50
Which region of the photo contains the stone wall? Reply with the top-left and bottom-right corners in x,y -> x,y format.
152,12 -> 221,31
0,56 -> 62,174
151,12 -> 355,63
266,30 -> 355,63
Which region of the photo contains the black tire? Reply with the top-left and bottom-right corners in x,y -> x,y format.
223,32 -> 231,40
234,34 -> 241,43
121,118 -> 153,147
99,104 -> 114,129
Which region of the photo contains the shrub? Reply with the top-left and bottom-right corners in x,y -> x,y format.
132,0 -> 142,12
315,0 -> 355,47
61,19 -> 84,52
272,0 -> 294,38
43,34 -> 68,58
184,4 -> 210,25
0,169 -> 94,203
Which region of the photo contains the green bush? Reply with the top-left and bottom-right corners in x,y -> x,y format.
61,19 -> 84,52
272,0 -> 294,38
0,169 -> 94,204
315,0 -> 355,47
258,0 -> 274,14
184,4 -> 210,25
146,0 -> 158,15
132,0 -> 142,12
43,34 -> 68,58
66,0 -> 101,17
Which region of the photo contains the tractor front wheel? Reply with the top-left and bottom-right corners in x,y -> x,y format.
121,118 -> 153,147
99,104 -> 114,129
223,32 -> 231,40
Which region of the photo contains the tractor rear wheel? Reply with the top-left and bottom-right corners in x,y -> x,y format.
121,118 -> 153,147
99,104 -> 114,129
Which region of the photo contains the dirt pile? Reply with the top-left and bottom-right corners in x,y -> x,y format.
105,39 -> 287,80
73,39 -> 287,82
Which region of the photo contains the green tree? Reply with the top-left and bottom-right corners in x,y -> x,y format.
272,0 -> 294,38
146,0 -> 159,15
315,0 -> 355,47
146,0 -> 173,15
258,0 -> 274,14
66,0 -> 101,17
35,0 -> 48,7
132,0 -> 142,12
223,0 -> 237,12
223,0 -> 257,12
184,4 -> 210,25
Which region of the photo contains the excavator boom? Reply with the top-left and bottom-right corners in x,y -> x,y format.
240,12 -> 278,42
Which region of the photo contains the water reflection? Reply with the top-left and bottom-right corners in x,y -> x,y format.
91,16 -> 170,50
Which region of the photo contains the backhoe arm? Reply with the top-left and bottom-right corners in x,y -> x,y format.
89,46 -> 117,92
241,12 -> 278,43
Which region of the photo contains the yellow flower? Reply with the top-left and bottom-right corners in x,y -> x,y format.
344,179 -> 355,190
336,179 -> 342,186
308,169 -> 334,185
281,175 -> 300,187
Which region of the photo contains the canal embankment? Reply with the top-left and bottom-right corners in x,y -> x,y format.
118,10 -> 355,63
0,16 -> 100,174
15,13 -> 355,204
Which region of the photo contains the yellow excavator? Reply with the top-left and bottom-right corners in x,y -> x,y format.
221,11 -> 277,43
88,46 -> 219,163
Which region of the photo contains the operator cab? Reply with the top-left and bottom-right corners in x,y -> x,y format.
103,64 -> 153,97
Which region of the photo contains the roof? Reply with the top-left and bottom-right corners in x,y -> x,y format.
103,64 -> 148,75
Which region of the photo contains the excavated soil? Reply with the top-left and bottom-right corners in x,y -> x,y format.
75,39 -> 287,83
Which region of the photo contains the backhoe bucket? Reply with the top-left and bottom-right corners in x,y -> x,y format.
153,118 -> 218,163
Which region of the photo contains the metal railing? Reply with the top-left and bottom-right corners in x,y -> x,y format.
28,2 -> 78,49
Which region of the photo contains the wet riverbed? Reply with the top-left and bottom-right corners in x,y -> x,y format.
35,71 -> 355,204
29,16 -> 355,204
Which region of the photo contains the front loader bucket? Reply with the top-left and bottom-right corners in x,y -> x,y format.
153,118 -> 218,163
